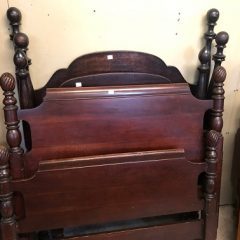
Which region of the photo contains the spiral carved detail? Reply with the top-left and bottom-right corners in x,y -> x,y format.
0,73 -> 15,92
212,66 -> 227,83
0,146 -> 9,165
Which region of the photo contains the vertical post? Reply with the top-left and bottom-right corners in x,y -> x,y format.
204,130 -> 220,240
0,146 -> 17,240
6,7 -> 21,40
205,9 -> 219,77
0,73 -> 24,179
204,66 -> 226,240
213,31 -> 229,69
209,66 -> 226,132
207,32 -> 229,97
6,7 -> 35,109
196,9 -> 219,99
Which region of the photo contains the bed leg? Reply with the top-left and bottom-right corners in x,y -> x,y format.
0,146 -> 17,240
203,65 -> 226,240
204,130 -> 220,240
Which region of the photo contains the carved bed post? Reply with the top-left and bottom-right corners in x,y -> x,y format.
204,66 -> 226,240
6,7 -> 35,109
0,73 -> 24,179
196,9 -> 219,99
0,146 -> 17,240
207,32 -> 229,97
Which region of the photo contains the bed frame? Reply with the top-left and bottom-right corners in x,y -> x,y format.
0,7 -> 229,240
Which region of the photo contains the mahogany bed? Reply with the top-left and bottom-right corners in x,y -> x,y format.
0,7 -> 229,240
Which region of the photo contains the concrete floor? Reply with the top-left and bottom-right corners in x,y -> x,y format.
217,205 -> 236,240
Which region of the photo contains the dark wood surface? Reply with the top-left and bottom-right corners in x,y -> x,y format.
13,149 -> 205,232
34,51 -> 186,106
19,84 -> 211,176
1,7 -> 229,240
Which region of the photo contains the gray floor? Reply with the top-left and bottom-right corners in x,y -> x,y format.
217,205 -> 235,240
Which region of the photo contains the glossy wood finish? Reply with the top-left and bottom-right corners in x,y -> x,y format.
19,84 -> 211,176
233,129 -> 240,240
1,6 -> 229,240
0,73 -> 24,179
7,7 -> 35,109
196,8 -> 219,99
0,146 -> 17,240
34,51 -> 186,106
12,150 -> 205,232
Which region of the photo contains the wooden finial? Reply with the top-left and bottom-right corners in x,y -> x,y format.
6,8 -> 35,109
196,47 -> 211,99
196,9 -> 220,100
206,9 -> 219,40
0,73 -> 24,179
0,146 -> 17,240
213,31 -> 229,67
7,7 -> 22,40
14,32 -> 29,50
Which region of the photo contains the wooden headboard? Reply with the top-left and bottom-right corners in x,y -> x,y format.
0,7 -> 229,240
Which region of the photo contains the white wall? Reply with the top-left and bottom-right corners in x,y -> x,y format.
0,0 -> 239,204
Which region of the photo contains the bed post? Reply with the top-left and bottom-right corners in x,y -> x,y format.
196,8 -> 219,99
204,66 -> 226,240
207,32 -> 229,97
0,73 -> 24,179
6,7 -> 35,109
0,146 -> 17,240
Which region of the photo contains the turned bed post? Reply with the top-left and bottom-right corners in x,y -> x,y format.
196,8 -> 219,99
6,7 -> 35,109
207,32 -> 229,97
204,66 -> 226,240
0,73 -> 24,179
0,146 -> 17,240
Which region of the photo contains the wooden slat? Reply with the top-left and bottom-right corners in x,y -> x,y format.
61,220 -> 203,240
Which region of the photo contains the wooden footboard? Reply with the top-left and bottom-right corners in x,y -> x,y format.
12,149 -> 205,233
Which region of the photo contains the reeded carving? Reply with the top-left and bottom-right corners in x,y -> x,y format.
209,66 -> 226,132
0,146 -> 17,240
0,73 -> 15,91
206,130 -> 220,148
204,130 -> 221,239
0,73 -> 24,179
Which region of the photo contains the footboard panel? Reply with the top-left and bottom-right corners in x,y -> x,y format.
12,149 -> 205,233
